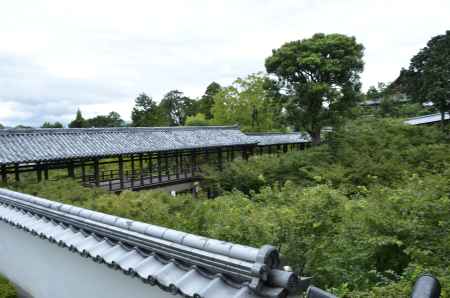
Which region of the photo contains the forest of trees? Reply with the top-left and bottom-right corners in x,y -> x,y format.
1,31 -> 449,297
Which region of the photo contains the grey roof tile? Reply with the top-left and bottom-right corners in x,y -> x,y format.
404,113 -> 449,125
0,188 -> 302,298
246,132 -> 310,146
0,126 -> 256,165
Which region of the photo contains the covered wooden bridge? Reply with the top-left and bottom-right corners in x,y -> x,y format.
0,126 -> 309,192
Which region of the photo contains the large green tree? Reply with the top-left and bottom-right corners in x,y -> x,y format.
400,31 -> 450,129
159,90 -> 196,126
41,121 -> 64,128
131,93 -> 167,126
68,109 -> 86,128
265,33 -> 364,144
210,73 -> 281,132
197,82 -> 222,119
85,111 -> 125,127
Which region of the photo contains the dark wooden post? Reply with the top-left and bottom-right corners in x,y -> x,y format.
139,154 -> 144,186
205,148 -> 209,165
259,146 -> 263,155
36,162 -> 42,182
231,146 -> 235,160
94,159 -> 100,187
164,152 -> 170,180
268,145 -> 272,154
283,144 -> 288,153
1,165 -> 7,184
191,149 -> 197,176
241,146 -> 248,160
44,164 -> 49,180
118,155 -> 124,189
81,161 -> 86,183
148,153 -> 153,184
175,151 -> 180,179
157,152 -> 162,183
14,163 -> 20,182
130,154 -> 135,189
67,161 -> 75,178
180,151 -> 185,178
217,147 -> 223,171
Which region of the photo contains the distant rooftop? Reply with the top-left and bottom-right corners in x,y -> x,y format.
246,132 -> 310,146
0,188 -> 303,297
404,113 -> 449,125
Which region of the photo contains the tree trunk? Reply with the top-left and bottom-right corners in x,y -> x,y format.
310,129 -> 321,146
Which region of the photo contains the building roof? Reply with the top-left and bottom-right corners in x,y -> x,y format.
404,113 -> 449,125
246,132 -> 310,146
0,188 -> 306,298
0,126 -> 256,165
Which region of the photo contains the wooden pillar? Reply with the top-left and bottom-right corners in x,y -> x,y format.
148,153 -> 153,184
175,151 -> 180,179
242,146 -> 248,161
180,151 -> 185,178
94,159 -> 100,187
139,154 -> 144,186
130,155 -> 135,189
164,152 -> 170,180
205,148 -> 209,164
259,146 -> 263,155
81,161 -> 86,183
191,149 -> 196,175
268,145 -> 272,154
67,161 -> 75,178
36,162 -> 42,182
157,152 -> 162,182
14,163 -> 20,182
1,165 -> 7,184
231,146 -> 235,160
118,156 -> 124,189
217,147 -> 223,171
283,144 -> 288,153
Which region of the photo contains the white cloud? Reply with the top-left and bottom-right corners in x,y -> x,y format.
0,0 -> 449,126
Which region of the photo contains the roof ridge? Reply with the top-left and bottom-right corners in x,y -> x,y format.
0,188 -> 262,263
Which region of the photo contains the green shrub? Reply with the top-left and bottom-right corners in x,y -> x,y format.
0,275 -> 17,298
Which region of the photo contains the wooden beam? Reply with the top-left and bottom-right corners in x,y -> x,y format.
139,154 -> 144,186
164,152 -> 170,180
191,149 -> 196,175
1,165 -> 7,184
157,152 -> 162,182
130,154 -> 135,189
81,161 -> 86,183
36,162 -> 42,182
283,144 -> 288,153
118,156 -> 124,189
14,163 -> 20,182
175,151 -> 180,179
44,163 -> 49,180
217,147 -> 223,171
94,159 -> 100,187
148,153 -> 153,184
67,161 -> 75,178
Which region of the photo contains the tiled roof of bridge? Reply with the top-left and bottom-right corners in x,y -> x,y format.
0,126 -> 256,165
404,113 -> 449,125
246,132 -> 310,146
0,188 -> 305,298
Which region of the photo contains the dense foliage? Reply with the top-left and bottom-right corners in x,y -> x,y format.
400,30 -> 450,127
0,275 -> 17,298
6,119 -> 450,297
265,33 -> 365,144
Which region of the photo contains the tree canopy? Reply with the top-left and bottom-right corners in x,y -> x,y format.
265,33 -> 364,144
400,30 -> 450,128
41,121 -> 64,128
131,93 -> 167,127
68,109 -> 86,128
210,73 -> 282,132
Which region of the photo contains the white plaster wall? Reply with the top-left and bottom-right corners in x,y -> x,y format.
0,222 -> 173,298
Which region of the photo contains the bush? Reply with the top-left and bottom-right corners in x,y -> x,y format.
0,275 -> 17,298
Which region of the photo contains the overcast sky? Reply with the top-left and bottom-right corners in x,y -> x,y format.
0,0 -> 449,127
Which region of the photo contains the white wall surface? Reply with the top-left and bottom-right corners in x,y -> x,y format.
0,222 -> 173,298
